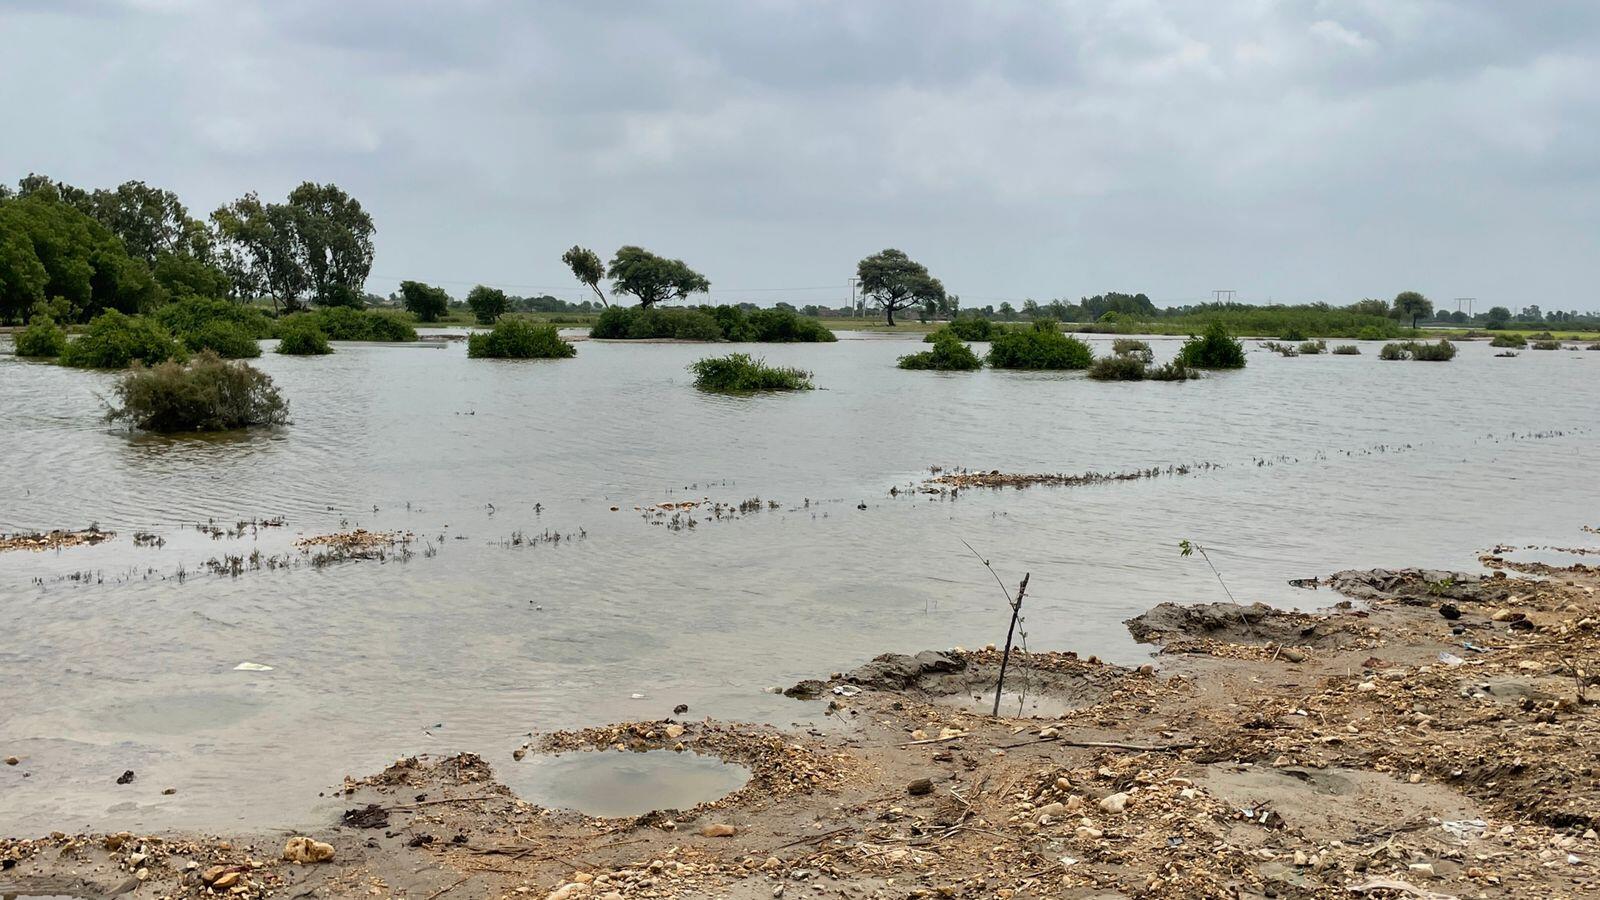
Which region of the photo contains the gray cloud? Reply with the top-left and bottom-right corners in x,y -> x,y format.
2,0 -> 1597,307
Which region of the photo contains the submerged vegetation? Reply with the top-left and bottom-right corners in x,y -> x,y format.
986,321 -> 1094,370
275,320 -> 332,355
1087,355 -> 1198,381
1380,339 -> 1458,361
1531,340 -> 1562,351
107,351 -> 288,432
59,310 -> 186,369
1111,338 -> 1153,362
14,315 -> 68,357
289,307 -> 417,342
689,353 -> 814,392
590,305 -> 834,342
1331,344 -> 1361,355
466,319 -> 577,359
1175,323 -> 1246,369
899,332 -> 984,371
1490,333 -> 1527,348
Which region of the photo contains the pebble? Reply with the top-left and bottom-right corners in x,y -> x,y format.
907,778 -> 934,796
663,724 -> 686,739
3,756 -> 17,766
1098,792 -> 1129,814
283,836 -> 336,864
700,823 -> 736,837
1281,648 -> 1307,663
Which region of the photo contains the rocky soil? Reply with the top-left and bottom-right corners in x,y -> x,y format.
5,549 -> 1600,899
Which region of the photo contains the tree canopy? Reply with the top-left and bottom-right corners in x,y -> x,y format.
606,245 -> 710,308
466,284 -> 510,324
211,182 -> 374,312
562,245 -> 608,307
1393,291 -> 1433,329
0,188 -> 159,324
856,248 -> 945,326
398,280 -> 451,322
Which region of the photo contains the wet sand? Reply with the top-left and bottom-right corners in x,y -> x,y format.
5,544 -> 1600,898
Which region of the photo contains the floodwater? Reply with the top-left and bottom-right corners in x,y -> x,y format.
504,749 -> 750,817
1,332 -> 1596,834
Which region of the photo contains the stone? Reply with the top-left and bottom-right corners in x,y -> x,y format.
1281,648 -> 1307,663
283,836 -> 336,864
1098,792 -> 1129,814
3,756 -> 17,766
1035,802 -> 1066,819
211,871 -> 243,890
546,884 -> 591,900
700,823 -> 736,837
664,724 -> 686,739
907,778 -> 934,796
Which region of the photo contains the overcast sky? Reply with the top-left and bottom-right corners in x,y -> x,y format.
3,1 -> 1598,310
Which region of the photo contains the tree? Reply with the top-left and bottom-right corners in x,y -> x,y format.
1348,298 -> 1390,318
998,301 -> 1017,321
1485,306 -> 1511,327
606,245 -> 710,308
398,280 -> 450,322
287,182 -> 375,307
855,248 -> 945,327
561,246 -> 608,307
0,190 -> 158,323
83,180 -> 212,263
211,193 -> 307,312
466,284 -> 510,324
1393,291 -> 1433,329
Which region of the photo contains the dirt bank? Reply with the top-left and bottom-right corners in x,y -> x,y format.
5,555 -> 1600,899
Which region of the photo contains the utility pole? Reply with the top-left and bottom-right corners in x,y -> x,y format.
1213,290 -> 1236,303
848,277 -> 860,317
1456,297 -> 1475,318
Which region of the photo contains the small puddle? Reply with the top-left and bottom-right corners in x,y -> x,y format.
506,750 -> 749,817
934,688 -> 1079,719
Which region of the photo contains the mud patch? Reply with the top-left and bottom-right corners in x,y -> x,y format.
505,749 -> 750,818
1198,764 -> 1482,845
1125,601 -> 1365,650
933,687 -> 1081,719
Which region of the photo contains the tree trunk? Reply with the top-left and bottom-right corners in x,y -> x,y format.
885,305 -> 896,327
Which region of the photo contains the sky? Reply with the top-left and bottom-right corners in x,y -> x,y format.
3,0 -> 1598,311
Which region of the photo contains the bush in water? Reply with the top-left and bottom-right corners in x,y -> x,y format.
107,350 -> 288,432
59,310 -> 186,369
153,297 -> 274,341
1331,344 -> 1361,355
466,320 -> 577,359
275,320 -> 332,355
1111,338 -> 1153,361
987,320 -> 1094,370
898,332 -> 984,371
14,316 -> 68,357
1175,323 -> 1246,369
182,320 -> 261,359
689,353 -> 813,392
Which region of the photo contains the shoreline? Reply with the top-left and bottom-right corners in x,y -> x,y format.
4,550 -> 1599,898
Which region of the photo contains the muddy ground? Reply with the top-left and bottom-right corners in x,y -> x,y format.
5,548 -> 1600,899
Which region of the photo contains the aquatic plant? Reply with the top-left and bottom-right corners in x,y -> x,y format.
275,320 -> 332,355
689,353 -> 813,392
1148,360 -> 1201,381
899,332 -> 984,371
1176,323 -> 1246,369
181,320 -> 261,359
1298,340 -> 1327,355
1111,338 -> 1153,361
1381,340 -> 1457,361
1490,333 -> 1527,348
744,308 -> 836,342
14,315 -> 68,357
287,307 -> 417,342
1531,340 -> 1561,350
153,297 -> 274,341
987,320 -> 1094,370
1260,341 -> 1299,357
1331,344 -> 1360,355
107,350 -> 288,432
59,310 -> 186,369
467,319 -> 577,359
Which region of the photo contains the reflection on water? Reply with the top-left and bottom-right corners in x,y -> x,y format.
506,750 -> 750,817
1,334 -> 1597,833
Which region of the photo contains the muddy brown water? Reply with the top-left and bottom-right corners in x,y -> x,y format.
1,332 -> 1596,833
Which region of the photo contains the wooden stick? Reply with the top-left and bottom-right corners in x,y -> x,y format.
991,735 -> 1198,752
383,794 -> 500,811
993,573 -> 1030,716
422,873 -> 472,900
764,826 -> 853,853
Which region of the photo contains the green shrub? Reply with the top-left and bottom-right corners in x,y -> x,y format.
1357,326 -> 1386,341
689,353 -> 813,392
707,305 -> 753,341
1489,333 -> 1526,348
1529,331 -> 1555,340
1531,340 -> 1561,350
275,321 -> 332,355
183,320 -> 261,358
987,320 -> 1094,370
107,351 -> 288,432
1176,323 -> 1246,369
14,316 -> 68,357
1298,340 -> 1327,354
1087,354 -> 1147,380
1148,360 -> 1200,381
1281,326 -> 1309,342
899,332 -> 984,371
746,308 -> 836,342
1111,338 -> 1153,361
592,306 -> 724,341
60,311 -> 186,369
946,316 -> 1005,341
467,320 -> 577,359
1378,342 -> 1409,360
153,297 -> 274,340
287,308 -> 417,342
1409,339 -> 1457,361
1331,344 -> 1360,355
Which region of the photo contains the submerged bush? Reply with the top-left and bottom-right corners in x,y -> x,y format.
1087,354 -> 1147,380
1331,344 -> 1361,355
1529,331 -> 1555,341
745,308 -> 836,342
1381,340 -> 1457,361
14,316 -> 68,357
987,320 -> 1094,370
60,311 -> 186,369
1111,338 -> 1153,361
1176,323 -> 1246,369
1531,340 -> 1561,351
1298,340 -> 1327,355
153,297 -> 274,341
287,307 -> 417,342
689,353 -> 813,392
107,351 -> 288,432
466,320 -> 577,359
1281,326 -> 1309,342
899,332 -> 984,371
275,320 -> 332,355
945,317 -> 1006,341
1490,333 -> 1527,348
1149,360 -> 1200,381
1261,341 -> 1299,357
182,320 -> 261,358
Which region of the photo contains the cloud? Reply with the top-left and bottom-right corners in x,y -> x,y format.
1,0 -> 1597,307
